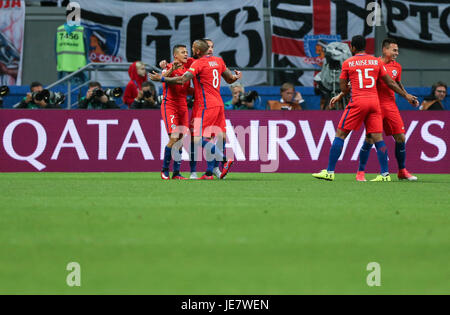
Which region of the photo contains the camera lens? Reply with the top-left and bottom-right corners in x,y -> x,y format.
34,91 -> 46,102
0,85 -> 9,97
111,87 -> 123,98
93,88 -> 104,98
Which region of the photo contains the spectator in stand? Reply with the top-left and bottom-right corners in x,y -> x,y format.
267,82 -> 304,110
224,82 -> 254,110
420,81 -> 447,110
123,61 -> 148,108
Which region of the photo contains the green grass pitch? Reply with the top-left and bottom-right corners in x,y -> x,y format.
0,172 -> 449,294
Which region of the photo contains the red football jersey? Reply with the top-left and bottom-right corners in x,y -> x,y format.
340,54 -> 388,99
187,55 -> 227,109
377,57 -> 402,106
162,58 -> 194,106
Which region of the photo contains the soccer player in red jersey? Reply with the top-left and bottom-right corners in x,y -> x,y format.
159,38 -> 218,180
150,39 -> 241,180
159,44 -> 194,180
189,38 -> 221,179
355,38 -> 418,181
313,35 -> 418,181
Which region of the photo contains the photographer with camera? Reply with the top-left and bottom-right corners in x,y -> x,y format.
16,81 -> 62,109
131,81 -> 159,109
78,81 -> 121,109
224,82 -> 256,110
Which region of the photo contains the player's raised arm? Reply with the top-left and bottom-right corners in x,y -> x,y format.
222,69 -> 242,84
381,74 -> 418,105
149,70 -> 193,85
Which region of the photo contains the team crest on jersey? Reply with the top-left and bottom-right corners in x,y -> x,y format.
392,70 -> 398,77
171,124 -> 177,130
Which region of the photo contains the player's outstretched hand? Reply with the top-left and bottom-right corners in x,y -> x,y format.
234,70 -> 242,81
406,94 -> 418,106
149,71 -> 162,82
329,95 -> 340,109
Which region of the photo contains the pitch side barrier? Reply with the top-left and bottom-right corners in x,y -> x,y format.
0,110 -> 448,173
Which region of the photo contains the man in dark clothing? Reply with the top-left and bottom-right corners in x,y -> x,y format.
16,82 -> 61,109
78,81 -> 119,109
420,81 -> 447,110
131,81 -> 159,109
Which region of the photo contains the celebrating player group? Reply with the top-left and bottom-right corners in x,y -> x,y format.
313,35 -> 419,182
149,35 -> 418,182
149,39 -> 241,180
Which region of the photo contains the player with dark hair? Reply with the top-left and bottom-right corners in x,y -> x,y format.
150,39 -> 242,180
356,38 -> 417,181
330,38 -> 418,181
159,44 -> 194,180
313,35 -> 418,181
159,38 -> 218,179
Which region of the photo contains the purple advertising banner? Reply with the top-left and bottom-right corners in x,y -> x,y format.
0,110 -> 448,173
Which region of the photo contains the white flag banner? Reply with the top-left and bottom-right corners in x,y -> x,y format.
77,0 -> 267,86
270,0 -> 375,86
382,0 -> 450,49
0,0 -> 25,85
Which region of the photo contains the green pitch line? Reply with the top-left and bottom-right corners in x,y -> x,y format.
0,173 -> 448,294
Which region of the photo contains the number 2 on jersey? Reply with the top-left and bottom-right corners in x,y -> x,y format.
356,68 -> 375,89
212,69 -> 219,88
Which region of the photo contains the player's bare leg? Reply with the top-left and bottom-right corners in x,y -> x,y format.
393,133 -> 417,181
